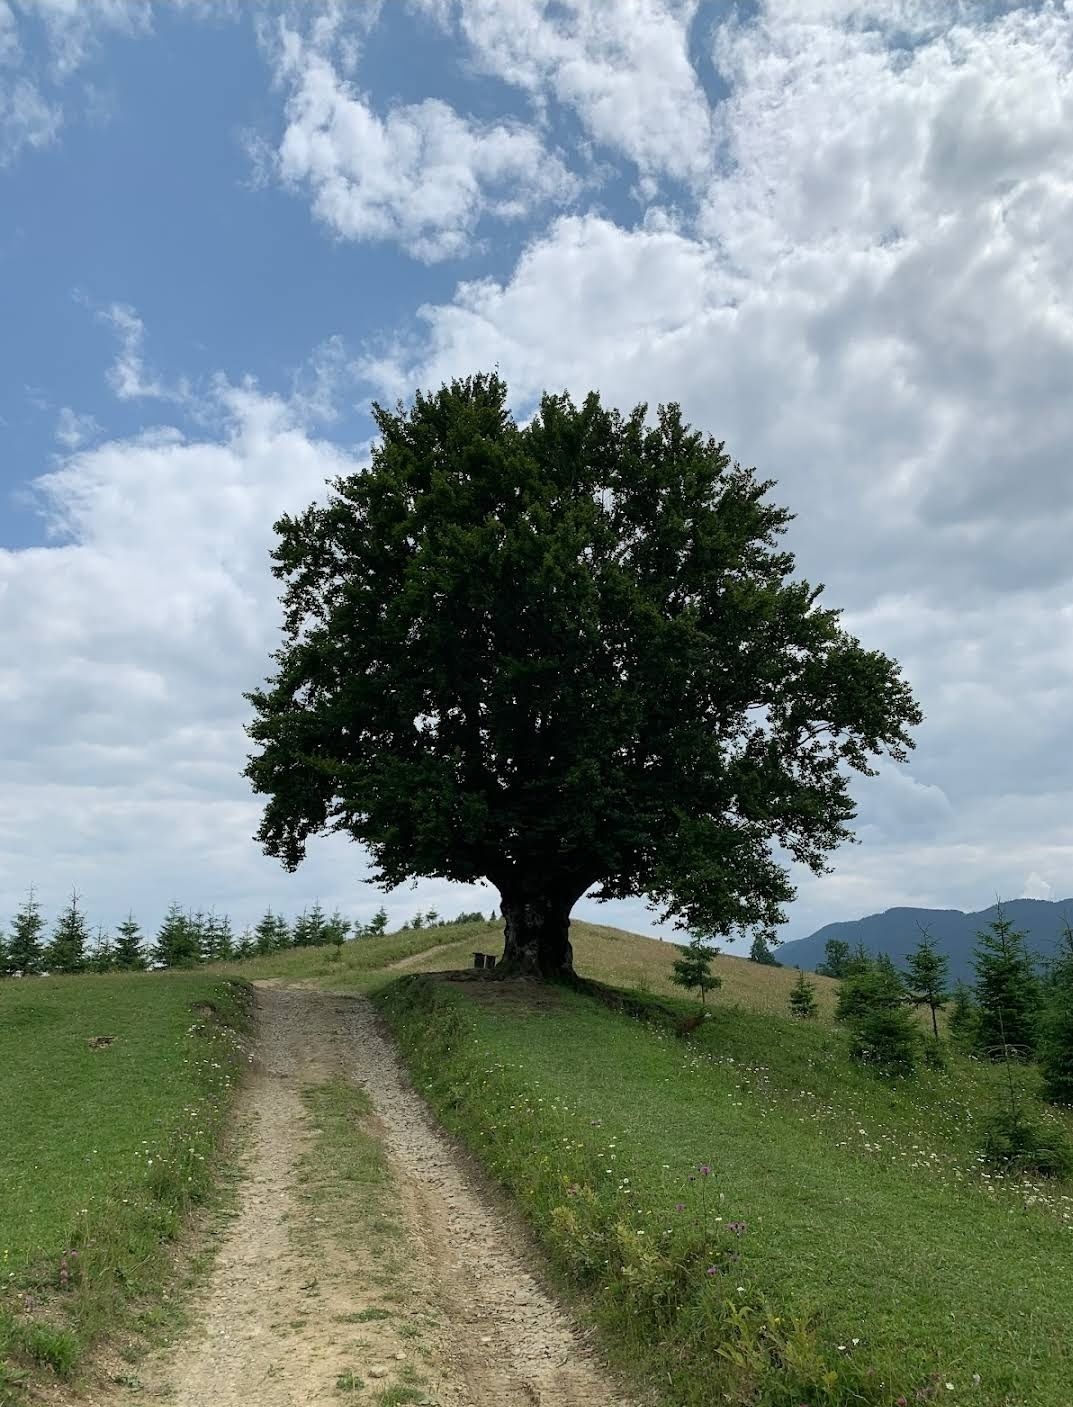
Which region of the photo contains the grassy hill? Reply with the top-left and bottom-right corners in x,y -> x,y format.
6,919 -> 1073,1405
0,971 -> 248,1402
239,916 -> 1073,1403
236,915 -> 842,1018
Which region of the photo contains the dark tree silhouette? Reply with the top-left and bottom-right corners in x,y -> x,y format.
245,375 -> 922,977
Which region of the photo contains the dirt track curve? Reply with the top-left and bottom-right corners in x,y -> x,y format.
92,983 -> 636,1407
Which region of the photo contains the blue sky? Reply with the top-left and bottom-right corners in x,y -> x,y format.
2,0 -> 1072,946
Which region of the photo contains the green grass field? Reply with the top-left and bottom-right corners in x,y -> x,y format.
0,970 -> 248,1401
377,962 -> 1073,1407
223,920 -> 496,990
9,918 -> 1073,1405
383,918 -> 843,1017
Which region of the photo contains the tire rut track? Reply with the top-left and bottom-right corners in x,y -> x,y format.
84,984 -> 636,1407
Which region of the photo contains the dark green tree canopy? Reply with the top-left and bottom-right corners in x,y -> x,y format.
245,374 -> 921,976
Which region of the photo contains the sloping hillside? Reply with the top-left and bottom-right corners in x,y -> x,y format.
385,919 -> 842,1018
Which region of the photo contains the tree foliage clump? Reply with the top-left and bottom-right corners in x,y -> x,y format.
971,908 -> 1042,1058
788,969 -> 818,1019
114,914 -> 147,971
244,374 -> 922,977
749,933 -> 780,966
5,890 -> 46,976
152,903 -> 202,970
816,938 -> 852,978
903,929 -> 950,1040
947,982 -> 978,1046
836,955 -> 918,1073
45,892 -> 89,974
1040,923 -> 1073,1104
672,935 -> 721,1006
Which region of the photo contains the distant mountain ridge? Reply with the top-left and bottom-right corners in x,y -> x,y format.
777,897 -> 1073,982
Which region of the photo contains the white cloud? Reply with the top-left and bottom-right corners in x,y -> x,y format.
0,371 -> 400,931
262,17 -> 579,261
9,2 -> 1073,944
1023,872 -> 1054,901
416,0 -> 714,188
17,0 -> 151,79
0,70 -> 59,161
0,0 -> 150,164
55,406 -> 101,449
99,302 -> 189,403
359,3 -> 1073,930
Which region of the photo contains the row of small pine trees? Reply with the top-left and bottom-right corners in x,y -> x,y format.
0,889 -> 494,977
813,909 -> 1073,1103
672,910 -> 1073,1175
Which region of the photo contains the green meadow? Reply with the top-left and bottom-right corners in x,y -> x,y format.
377,957 -> 1073,1407
0,971 -> 248,1400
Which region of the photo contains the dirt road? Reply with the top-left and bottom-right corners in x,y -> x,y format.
99,984 -> 635,1407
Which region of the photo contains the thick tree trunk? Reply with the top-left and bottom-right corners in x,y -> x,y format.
498,888 -> 575,979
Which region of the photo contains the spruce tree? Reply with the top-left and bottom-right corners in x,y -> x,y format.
816,938 -> 851,978
845,941 -> 872,976
271,914 -> 290,951
234,928 -> 255,961
114,914 -> 147,971
152,902 -> 200,969
200,912 -> 223,963
837,957 -> 918,1071
254,909 -> 280,956
0,924 -> 9,978
215,913 -> 235,960
45,892 -> 89,974
972,907 -> 1042,1057
947,982 -> 978,1046
325,909 -> 350,947
187,911 -> 207,964
368,906 -> 388,937
671,934 -> 721,1006
749,933 -> 779,965
903,929 -> 949,1040
1040,924 -> 1073,1104
7,891 -> 45,976
291,910 -> 312,947
306,901 -> 328,946
424,908 -> 440,928
90,926 -> 116,973
788,969 -> 818,1018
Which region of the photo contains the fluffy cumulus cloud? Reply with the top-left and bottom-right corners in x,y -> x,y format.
260,15 -> 579,261
7,0 -> 1073,943
0,365 -> 495,931
360,1 -> 1073,930
413,0 -> 714,189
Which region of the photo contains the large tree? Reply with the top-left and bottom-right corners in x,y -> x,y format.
245,375 -> 921,977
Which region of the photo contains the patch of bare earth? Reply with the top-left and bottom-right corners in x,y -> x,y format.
85,984 -> 636,1407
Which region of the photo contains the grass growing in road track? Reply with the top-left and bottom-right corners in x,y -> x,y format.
0,971 -> 249,1401
297,1079 -> 432,1403
378,973 -> 1073,1407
